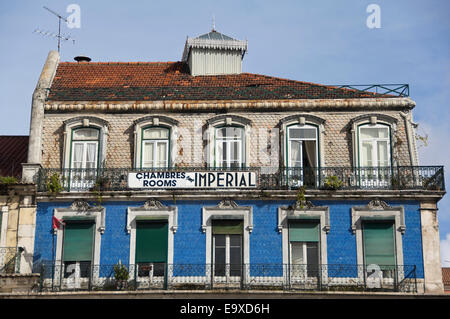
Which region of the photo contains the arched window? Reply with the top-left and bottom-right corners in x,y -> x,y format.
141,127 -> 170,168
215,126 -> 245,168
70,128 -> 100,171
357,123 -> 391,168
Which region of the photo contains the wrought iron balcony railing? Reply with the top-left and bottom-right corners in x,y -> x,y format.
0,247 -> 24,274
36,166 -> 445,193
35,262 -> 417,293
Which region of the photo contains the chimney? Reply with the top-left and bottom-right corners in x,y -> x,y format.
181,30 -> 247,76
74,56 -> 91,63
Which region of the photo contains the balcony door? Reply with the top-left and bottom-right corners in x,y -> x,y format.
70,128 -> 99,190
286,125 -> 318,187
358,124 -> 391,187
212,220 -> 243,285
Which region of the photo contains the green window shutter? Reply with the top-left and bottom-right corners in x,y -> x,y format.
363,222 -> 396,266
135,221 -> 168,263
212,220 -> 243,235
63,222 -> 94,262
289,221 -> 319,242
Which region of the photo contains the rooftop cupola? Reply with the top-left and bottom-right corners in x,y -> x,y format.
182,29 -> 247,76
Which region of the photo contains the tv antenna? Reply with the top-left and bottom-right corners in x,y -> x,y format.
34,6 -> 75,53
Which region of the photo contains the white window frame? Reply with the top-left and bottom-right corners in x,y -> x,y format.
206,115 -> 251,168
52,200 -> 105,289
358,123 -> 391,168
134,116 -> 178,169
127,199 -> 177,286
202,200 -> 252,285
214,126 -> 244,168
141,127 -> 170,168
351,199 -> 405,286
212,233 -> 243,281
0,206 -> 8,248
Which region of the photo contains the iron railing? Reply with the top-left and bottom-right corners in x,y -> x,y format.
35,262 -> 417,293
36,166 -> 445,192
0,247 -> 24,274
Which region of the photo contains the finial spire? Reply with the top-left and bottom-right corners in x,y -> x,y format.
212,14 -> 216,31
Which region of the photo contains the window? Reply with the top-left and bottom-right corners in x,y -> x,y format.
289,221 -> 320,278
62,221 -> 95,279
133,116 -> 178,169
212,220 -> 243,278
69,128 -> 100,190
141,127 -> 169,168
358,124 -> 391,168
135,220 -> 168,277
362,221 -> 396,278
215,126 -> 244,168
286,124 -> 319,187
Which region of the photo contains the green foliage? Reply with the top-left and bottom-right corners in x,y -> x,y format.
323,175 -> 343,190
113,260 -> 129,281
0,176 -> 18,185
46,173 -> 64,194
296,186 -> 306,209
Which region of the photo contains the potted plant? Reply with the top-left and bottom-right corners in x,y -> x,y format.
323,175 -> 343,190
114,260 -> 129,290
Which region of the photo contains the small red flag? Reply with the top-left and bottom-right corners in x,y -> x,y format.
52,216 -> 65,230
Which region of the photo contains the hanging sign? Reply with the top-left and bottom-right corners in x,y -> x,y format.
128,171 -> 258,189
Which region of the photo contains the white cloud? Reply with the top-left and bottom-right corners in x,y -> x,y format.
441,233 -> 450,267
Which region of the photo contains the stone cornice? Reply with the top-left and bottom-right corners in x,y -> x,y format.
44,97 -> 416,113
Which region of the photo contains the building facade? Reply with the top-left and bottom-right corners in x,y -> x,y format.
23,30 -> 445,293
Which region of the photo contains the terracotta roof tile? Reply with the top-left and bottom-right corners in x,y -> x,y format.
48,62 -> 392,101
0,136 -> 28,178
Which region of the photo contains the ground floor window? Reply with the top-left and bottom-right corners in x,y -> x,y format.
212,220 -> 243,277
62,221 -> 94,278
362,221 -> 396,277
135,220 -> 168,277
289,220 -> 320,278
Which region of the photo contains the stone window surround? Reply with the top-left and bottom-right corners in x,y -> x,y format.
205,114 -> 252,167
62,116 -> 110,169
133,115 -> 179,169
279,114 -> 326,168
202,199 -> 253,266
127,199 -> 177,266
351,199 -> 405,268
53,200 -> 105,269
278,202 -> 330,267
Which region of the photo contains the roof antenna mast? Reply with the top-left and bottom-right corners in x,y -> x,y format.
34,6 -> 75,53
212,14 -> 216,32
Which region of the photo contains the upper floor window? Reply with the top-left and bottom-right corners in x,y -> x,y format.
206,115 -> 251,169
287,124 -> 318,169
215,126 -> 245,168
134,116 -> 178,169
71,128 -> 100,170
141,127 -> 170,168
358,124 -> 391,168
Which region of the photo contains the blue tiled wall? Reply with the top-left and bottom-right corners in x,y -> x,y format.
33,199 -> 423,278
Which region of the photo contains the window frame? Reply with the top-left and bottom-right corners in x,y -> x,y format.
133,116 -> 178,169
214,125 -> 245,169
357,123 -> 392,168
140,126 -> 171,169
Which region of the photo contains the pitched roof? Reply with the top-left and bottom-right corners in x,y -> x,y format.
47,62 -> 395,102
443,267 -> 450,288
0,136 -> 28,178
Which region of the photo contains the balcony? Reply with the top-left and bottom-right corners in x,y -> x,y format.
36,166 -> 445,193
0,247 -> 24,274
35,262 -> 418,293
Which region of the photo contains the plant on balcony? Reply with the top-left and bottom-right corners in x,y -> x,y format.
323,175 -> 343,190
46,173 -> 64,195
91,176 -> 110,206
296,186 -> 306,209
0,176 -> 18,185
113,260 -> 129,290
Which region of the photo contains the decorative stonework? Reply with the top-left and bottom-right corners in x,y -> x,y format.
127,199 -> 178,234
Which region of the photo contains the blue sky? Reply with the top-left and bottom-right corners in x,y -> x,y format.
1,1 -> 449,265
